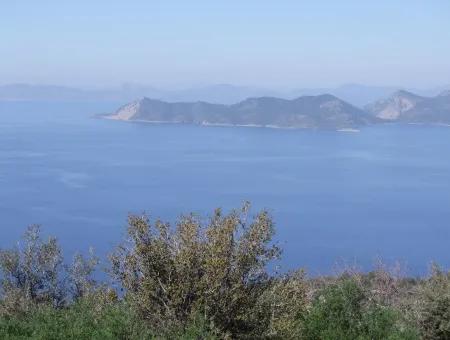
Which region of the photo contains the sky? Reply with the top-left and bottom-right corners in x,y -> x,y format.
1,0 -> 450,89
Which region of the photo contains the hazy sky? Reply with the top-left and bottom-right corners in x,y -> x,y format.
1,0 -> 450,89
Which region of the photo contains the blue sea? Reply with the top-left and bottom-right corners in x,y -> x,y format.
1,101 -> 449,275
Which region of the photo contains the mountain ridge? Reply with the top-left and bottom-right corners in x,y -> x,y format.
106,94 -> 373,130
2,83 -> 450,107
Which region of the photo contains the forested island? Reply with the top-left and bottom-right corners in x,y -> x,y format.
0,204 -> 448,339
104,90 -> 450,130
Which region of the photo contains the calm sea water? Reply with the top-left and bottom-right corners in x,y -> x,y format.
1,101 -> 449,275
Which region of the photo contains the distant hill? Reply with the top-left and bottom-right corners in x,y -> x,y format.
0,84 -> 92,102
365,90 -> 425,120
292,84 -> 450,107
366,90 -> 450,124
160,84 -> 281,105
0,83 -> 278,104
0,83 -> 164,103
291,84 -> 400,107
2,83 -> 449,107
105,94 -> 373,130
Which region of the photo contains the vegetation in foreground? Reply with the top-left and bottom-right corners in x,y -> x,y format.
0,203 -> 448,339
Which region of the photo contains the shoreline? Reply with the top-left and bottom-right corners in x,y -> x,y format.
102,116 -> 361,132
103,116 -> 450,131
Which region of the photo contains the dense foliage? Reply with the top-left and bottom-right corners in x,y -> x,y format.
0,204 -> 448,339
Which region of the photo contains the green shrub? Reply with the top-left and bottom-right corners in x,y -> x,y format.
414,265 -> 450,340
109,203 -> 281,337
0,297 -> 224,339
303,279 -> 418,340
0,225 -> 65,313
0,298 -> 155,340
254,270 -> 307,339
0,226 -> 100,317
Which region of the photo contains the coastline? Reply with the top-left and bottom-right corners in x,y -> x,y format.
102,116 -> 361,132
103,115 -> 450,132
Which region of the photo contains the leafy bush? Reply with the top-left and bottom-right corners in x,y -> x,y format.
303,279 -> 418,340
0,225 -> 100,316
0,225 -> 65,315
413,265 -> 450,340
110,203 -> 281,337
254,270 -> 307,339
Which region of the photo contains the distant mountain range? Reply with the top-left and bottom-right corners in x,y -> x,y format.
2,83 -> 449,107
292,84 -> 450,107
105,90 -> 450,130
0,83 -> 279,105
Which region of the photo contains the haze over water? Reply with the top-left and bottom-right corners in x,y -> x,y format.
1,101 -> 449,274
